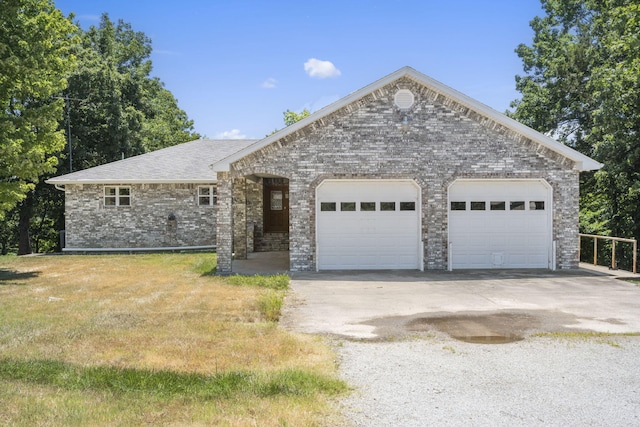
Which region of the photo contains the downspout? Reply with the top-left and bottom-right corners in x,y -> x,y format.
54,184 -> 66,192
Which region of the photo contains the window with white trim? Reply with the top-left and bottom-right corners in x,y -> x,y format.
198,186 -> 217,206
104,186 -> 131,206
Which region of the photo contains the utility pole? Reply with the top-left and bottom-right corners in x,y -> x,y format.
54,95 -> 85,173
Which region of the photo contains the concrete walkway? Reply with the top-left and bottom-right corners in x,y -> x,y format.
281,268 -> 640,339
231,251 -> 290,275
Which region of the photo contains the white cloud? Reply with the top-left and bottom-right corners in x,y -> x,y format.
261,77 -> 277,89
215,129 -> 247,140
304,58 -> 341,79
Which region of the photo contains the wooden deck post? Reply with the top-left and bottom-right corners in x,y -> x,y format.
612,240 -> 616,270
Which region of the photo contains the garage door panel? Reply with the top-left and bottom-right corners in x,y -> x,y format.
317,180 -> 420,270
449,180 -> 551,269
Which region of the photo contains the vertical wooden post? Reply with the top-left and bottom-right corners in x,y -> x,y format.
611,240 -> 616,270
633,240 -> 637,274
593,237 -> 597,266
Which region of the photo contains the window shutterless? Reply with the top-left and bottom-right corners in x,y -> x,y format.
198,186 -> 216,206
104,186 -> 131,206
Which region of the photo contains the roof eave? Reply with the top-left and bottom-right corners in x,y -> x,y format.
45,178 -> 218,185
210,66 -> 603,173
212,67 -> 420,172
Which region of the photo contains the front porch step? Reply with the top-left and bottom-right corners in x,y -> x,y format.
255,232 -> 289,252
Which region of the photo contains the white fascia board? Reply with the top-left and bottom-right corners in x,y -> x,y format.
211,68 -> 415,172
211,66 -> 603,172
45,178 -> 217,185
404,68 -> 603,172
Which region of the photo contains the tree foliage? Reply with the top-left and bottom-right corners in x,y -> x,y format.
283,108 -> 310,126
0,11 -> 200,254
61,14 -> 199,173
0,0 -> 77,218
512,0 -> 640,241
269,108 -> 311,135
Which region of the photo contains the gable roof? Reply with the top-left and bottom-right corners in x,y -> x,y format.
46,138 -> 257,185
211,66 -> 602,172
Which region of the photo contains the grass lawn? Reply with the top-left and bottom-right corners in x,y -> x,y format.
0,253 -> 347,426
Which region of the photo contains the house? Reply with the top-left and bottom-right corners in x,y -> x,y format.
47,138 -> 256,251
48,66 -> 602,273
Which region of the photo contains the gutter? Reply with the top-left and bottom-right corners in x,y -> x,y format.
62,245 -> 216,253
46,179 -> 218,185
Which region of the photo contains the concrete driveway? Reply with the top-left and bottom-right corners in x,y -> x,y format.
281,268 -> 640,340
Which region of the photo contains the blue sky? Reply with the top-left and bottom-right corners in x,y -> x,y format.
54,0 -> 544,140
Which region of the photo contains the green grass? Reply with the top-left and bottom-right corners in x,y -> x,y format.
531,331 -> 640,347
224,275 -> 289,321
531,331 -> 640,338
0,254 -> 347,426
191,255 -> 218,275
225,274 -> 289,290
0,359 -> 347,400
258,290 -> 285,322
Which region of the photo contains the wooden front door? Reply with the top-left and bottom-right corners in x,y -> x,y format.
264,184 -> 289,232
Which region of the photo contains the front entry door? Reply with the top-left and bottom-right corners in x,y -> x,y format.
264,183 -> 289,232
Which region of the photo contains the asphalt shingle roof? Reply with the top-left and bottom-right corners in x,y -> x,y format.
47,139 -> 258,184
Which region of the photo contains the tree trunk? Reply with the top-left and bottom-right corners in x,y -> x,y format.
18,193 -> 33,255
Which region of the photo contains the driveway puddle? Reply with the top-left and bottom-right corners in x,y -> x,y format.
454,334 -> 523,344
363,310 -> 584,343
406,313 -> 534,344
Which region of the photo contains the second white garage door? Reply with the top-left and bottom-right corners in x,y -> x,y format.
448,180 -> 552,269
316,180 -> 421,270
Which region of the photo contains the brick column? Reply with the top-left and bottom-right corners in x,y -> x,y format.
426,178 -> 447,270
233,178 -> 247,259
216,172 -> 233,274
554,171 -> 580,269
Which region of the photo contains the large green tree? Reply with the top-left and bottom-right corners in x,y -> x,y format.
511,0 -> 640,244
2,12 -> 199,254
0,0 -> 77,218
61,14 -> 198,172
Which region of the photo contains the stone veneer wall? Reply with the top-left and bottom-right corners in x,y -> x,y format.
64,183 -> 216,249
219,76 -> 581,272
232,177 -> 290,256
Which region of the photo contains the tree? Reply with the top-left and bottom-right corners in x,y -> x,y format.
269,108 -> 311,135
61,14 -> 199,173
3,12 -> 199,254
283,108 -> 310,126
0,14 -> 199,254
0,0 -> 77,218
511,0 -> 640,244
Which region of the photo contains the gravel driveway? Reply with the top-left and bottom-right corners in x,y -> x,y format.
336,336 -> 640,426
281,269 -> 640,426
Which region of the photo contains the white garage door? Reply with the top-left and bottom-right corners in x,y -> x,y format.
448,180 -> 552,269
317,180 -> 421,270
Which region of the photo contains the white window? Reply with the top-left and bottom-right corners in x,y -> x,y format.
270,190 -> 283,210
104,186 -> 131,207
198,186 -> 216,206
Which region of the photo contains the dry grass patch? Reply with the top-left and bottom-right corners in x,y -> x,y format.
0,253 -> 346,426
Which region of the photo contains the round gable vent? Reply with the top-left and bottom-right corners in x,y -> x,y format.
394,89 -> 415,110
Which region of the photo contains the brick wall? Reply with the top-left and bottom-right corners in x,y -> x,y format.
219,77 -> 580,272
64,183 -> 216,249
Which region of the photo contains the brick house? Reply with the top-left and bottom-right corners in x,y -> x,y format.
48,67 -> 601,273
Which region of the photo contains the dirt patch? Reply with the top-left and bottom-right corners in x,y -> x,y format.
363,310 -> 583,343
